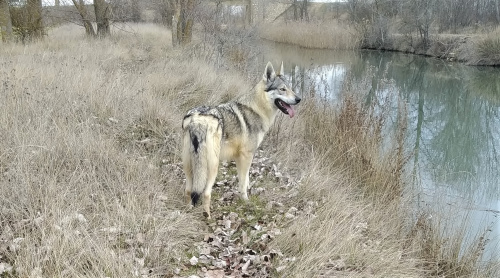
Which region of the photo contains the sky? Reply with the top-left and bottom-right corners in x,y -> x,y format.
41,0 -> 345,6
42,0 -> 91,6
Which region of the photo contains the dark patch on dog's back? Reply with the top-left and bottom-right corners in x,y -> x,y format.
235,102 -> 263,133
184,106 -> 222,123
217,104 -> 242,139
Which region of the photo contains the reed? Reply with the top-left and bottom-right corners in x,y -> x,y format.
258,20 -> 361,50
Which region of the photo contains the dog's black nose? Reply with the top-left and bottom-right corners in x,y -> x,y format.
295,96 -> 301,104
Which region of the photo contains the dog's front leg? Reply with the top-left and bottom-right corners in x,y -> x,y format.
235,152 -> 253,200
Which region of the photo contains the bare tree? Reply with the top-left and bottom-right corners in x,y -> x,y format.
112,0 -> 142,22
154,0 -> 175,26
172,0 -> 195,46
401,0 -> 435,47
293,0 -> 298,20
94,0 -> 110,37
0,0 -> 12,42
300,0 -> 308,21
71,0 -> 96,37
26,0 -> 43,38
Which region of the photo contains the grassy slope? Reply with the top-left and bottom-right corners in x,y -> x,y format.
0,24 -> 497,277
0,24 -> 241,277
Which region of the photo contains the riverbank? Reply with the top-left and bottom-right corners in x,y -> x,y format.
0,24 -> 497,277
258,21 -> 500,66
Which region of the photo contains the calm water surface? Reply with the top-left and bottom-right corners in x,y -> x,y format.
260,42 -> 500,260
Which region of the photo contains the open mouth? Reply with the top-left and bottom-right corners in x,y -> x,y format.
275,99 -> 296,118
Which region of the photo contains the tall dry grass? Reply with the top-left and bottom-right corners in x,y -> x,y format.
0,23 -> 249,277
258,20 -> 361,50
471,27 -> 500,65
1,23 -> 498,277
264,68 -> 419,277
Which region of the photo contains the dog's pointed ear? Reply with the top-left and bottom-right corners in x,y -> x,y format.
279,61 -> 284,76
263,62 -> 276,82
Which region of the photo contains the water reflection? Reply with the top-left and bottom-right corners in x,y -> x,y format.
261,42 -> 500,259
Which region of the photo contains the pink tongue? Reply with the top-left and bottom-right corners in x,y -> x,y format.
282,102 -> 295,118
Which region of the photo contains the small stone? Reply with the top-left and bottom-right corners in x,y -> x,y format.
205,269 -> 225,278
136,233 -> 145,245
242,230 -> 249,245
228,212 -> 238,220
328,259 -> 346,270
241,260 -> 251,272
287,207 -> 298,214
108,117 -> 118,123
266,202 -> 274,210
0,263 -> 13,274
189,256 -> 198,266
260,233 -> 270,241
276,265 -> 287,272
213,259 -> 227,268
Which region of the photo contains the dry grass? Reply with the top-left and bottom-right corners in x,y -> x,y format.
472,27 -> 500,65
0,23 -> 247,277
264,69 -> 420,277
258,20 -> 361,50
0,23 -> 498,277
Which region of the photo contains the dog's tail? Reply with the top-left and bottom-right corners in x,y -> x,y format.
183,119 -> 222,207
189,126 -> 207,206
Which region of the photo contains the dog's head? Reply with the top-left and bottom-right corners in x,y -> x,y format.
263,62 -> 301,118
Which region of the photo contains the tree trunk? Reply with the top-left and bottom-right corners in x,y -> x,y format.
172,0 -> 195,46
159,0 -> 175,27
94,0 -> 110,38
180,0 -> 194,44
55,0 -> 60,6
72,0 -> 96,37
172,0 -> 180,46
245,0 -> 251,26
496,0 -> 500,24
0,0 -> 12,42
27,0 -> 43,39
293,0 -> 298,20
300,0 -> 308,21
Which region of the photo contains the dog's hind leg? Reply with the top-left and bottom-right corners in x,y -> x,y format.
203,156 -> 218,219
202,123 -> 222,219
182,133 -> 194,207
235,151 -> 253,201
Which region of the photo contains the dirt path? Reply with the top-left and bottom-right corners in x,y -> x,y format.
174,150 -> 310,278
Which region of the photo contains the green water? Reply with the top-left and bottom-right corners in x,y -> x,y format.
262,42 -> 500,260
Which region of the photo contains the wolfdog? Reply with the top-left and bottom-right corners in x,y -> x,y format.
181,62 -> 301,218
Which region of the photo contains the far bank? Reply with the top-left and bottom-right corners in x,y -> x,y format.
258,20 -> 500,66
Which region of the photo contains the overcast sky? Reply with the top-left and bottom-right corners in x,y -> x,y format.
42,0 -> 91,6
41,0 -> 345,6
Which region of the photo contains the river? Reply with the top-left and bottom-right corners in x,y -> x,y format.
259,41 -> 500,261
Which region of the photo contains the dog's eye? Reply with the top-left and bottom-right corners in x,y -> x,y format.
280,88 -> 286,92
